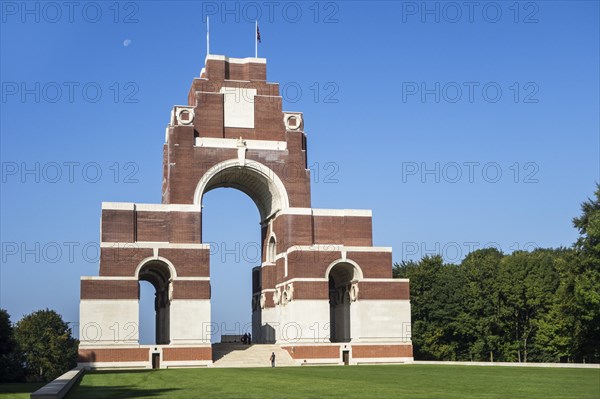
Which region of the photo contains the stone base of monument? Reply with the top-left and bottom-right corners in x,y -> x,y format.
77,344 -> 213,369
77,342 -> 413,369
281,343 -> 414,366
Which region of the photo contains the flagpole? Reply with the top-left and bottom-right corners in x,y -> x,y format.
206,16 -> 210,57
255,20 -> 258,58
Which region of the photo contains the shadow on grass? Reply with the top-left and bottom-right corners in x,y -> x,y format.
0,382 -> 45,394
85,370 -> 158,375
67,386 -> 180,398
66,370 -> 179,399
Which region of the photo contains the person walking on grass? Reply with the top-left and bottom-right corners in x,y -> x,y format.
270,351 -> 276,367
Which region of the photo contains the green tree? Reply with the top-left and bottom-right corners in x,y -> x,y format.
0,309 -> 24,382
571,184 -> 600,362
458,248 -> 503,362
540,185 -> 600,362
535,249 -> 575,362
14,309 -> 78,382
394,256 -> 464,360
393,186 -> 599,363
496,250 -> 560,362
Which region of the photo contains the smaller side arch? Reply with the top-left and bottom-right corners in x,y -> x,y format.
134,256 -> 178,280
136,257 -> 175,345
326,259 -> 362,344
325,258 -> 364,281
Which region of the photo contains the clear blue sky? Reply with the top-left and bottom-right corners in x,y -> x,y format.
1,1 -> 598,343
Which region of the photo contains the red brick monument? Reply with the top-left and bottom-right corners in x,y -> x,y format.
78,54 -> 412,368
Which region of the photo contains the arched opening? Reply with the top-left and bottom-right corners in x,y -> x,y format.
195,160 -> 291,344
202,188 -> 261,343
328,262 -> 359,343
138,281 -> 156,344
138,260 -> 172,345
193,159 -> 290,222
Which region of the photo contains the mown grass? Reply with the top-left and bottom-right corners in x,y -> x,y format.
61,364 -> 600,399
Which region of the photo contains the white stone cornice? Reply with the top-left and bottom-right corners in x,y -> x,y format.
275,278 -> 328,287
101,202 -> 200,213
195,137 -> 287,151
284,245 -> 392,256
100,242 -> 209,250
172,277 -> 210,281
81,276 -> 137,281
101,202 -> 134,210
278,208 -> 372,217
205,54 -> 266,64
80,276 -> 211,281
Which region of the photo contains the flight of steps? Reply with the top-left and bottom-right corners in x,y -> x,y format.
212,343 -> 297,368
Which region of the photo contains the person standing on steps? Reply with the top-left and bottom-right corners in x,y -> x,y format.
270,351 -> 276,367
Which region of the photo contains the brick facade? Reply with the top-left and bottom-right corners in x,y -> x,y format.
101,209 -> 200,244
162,347 -> 212,361
80,279 -> 138,300
283,345 -> 340,359
352,345 -> 413,358
358,281 -> 410,300
172,280 -> 210,300
78,348 -> 149,363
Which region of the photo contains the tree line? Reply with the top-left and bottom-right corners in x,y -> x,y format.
0,309 -> 78,382
393,185 -> 599,363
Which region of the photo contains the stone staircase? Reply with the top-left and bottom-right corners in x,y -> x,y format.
212,343 -> 297,368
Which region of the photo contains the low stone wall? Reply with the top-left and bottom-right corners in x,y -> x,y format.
414,361 -> 600,369
221,335 -> 244,343
30,367 -> 85,399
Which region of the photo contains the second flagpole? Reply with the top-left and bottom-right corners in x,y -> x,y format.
207,16 -> 210,57
255,20 -> 258,58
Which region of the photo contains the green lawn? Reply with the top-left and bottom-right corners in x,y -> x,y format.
0,383 -> 44,399
60,365 -> 600,399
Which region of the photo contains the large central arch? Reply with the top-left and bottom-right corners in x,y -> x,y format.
194,158 -> 290,343
193,159 -> 290,222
